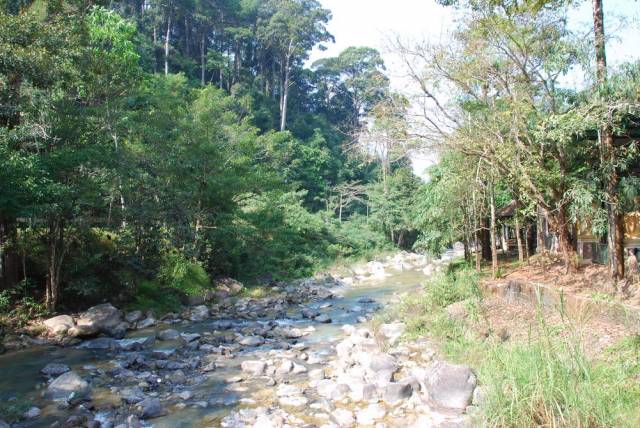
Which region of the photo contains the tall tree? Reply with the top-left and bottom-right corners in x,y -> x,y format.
592,0 -> 624,279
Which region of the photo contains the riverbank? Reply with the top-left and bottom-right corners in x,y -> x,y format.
380,259 -> 640,427
0,251 -> 472,428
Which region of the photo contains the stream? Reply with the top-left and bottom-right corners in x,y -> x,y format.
0,253 -> 458,428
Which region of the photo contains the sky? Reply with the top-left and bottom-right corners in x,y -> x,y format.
309,0 -> 640,177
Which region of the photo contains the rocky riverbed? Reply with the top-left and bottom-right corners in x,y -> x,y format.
0,251 -> 477,428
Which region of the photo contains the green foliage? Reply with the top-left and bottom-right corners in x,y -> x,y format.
126,280 -> 183,314
158,252 -> 210,297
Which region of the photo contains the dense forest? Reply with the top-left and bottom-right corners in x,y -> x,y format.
0,0 -> 421,315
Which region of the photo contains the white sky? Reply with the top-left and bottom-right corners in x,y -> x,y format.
309,0 -> 640,177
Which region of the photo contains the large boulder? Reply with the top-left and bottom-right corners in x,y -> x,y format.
43,315 -> 74,336
380,322 -> 406,345
241,360 -> 267,376
424,361 -> 477,409
75,303 -> 125,337
46,371 -> 90,402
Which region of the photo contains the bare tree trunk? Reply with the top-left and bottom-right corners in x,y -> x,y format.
164,15 -> 171,76
201,32 -> 206,86
592,0 -> 624,280
280,57 -> 290,131
45,217 -> 66,312
0,218 -> 20,290
490,187 -> 498,278
515,215 -> 524,263
536,205 -> 546,253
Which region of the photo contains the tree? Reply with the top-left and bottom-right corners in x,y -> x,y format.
257,0 -> 333,131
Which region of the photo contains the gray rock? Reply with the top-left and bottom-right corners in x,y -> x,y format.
76,303 -> 123,337
116,336 -> 155,351
125,310 -> 143,323
383,382 -> 413,405
46,371 -> 90,402
43,315 -> 74,336
380,322 -> 406,345
308,368 -> 325,381
157,329 -> 180,341
189,305 -> 209,322
330,408 -> 354,427
41,362 -> 70,376
275,384 -> 302,397
79,337 -> 118,350
0,420 -> 9,428
23,406 -> 41,419
181,333 -> 201,343
424,361 -> 477,409
121,386 -> 146,404
275,359 -> 294,375
138,397 -> 166,419
241,360 -> 267,375
355,404 -> 386,425
238,335 -> 264,346
314,314 -> 332,323
136,317 -> 156,329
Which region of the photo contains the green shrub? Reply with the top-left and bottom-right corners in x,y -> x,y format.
158,252 -> 210,297
127,280 -> 183,314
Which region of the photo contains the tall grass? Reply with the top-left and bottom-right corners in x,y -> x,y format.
387,262 -> 640,427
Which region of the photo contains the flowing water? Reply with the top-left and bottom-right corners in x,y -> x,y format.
0,265 -> 433,427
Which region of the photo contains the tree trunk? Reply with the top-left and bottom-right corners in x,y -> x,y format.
515,216 -> 524,263
490,188 -> 498,278
536,205 -> 546,253
0,217 -> 20,290
201,32 -> 206,86
280,54 -> 291,131
164,15 -> 171,76
45,217 -> 66,312
592,0 -> 624,280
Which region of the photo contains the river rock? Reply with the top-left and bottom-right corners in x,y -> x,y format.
276,359 -> 294,375
76,303 -> 124,337
214,277 -> 244,298
424,361 -> 476,409
43,315 -> 74,336
46,371 -> 90,401
125,310 -> 143,324
241,360 -> 267,375
116,336 -> 155,351
120,386 -> 146,404
136,316 -> 156,329
0,420 -> 9,428
383,381 -> 413,405
276,384 -> 302,397
41,362 -> 70,376
380,322 -> 406,345
238,335 -> 264,346
189,305 -> 209,322
23,406 -> 41,419
181,333 -> 201,343
157,329 -> 180,341
308,368 -> 325,381
355,404 -> 386,425
331,408 -> 354,427
314,314 -> 332,323
302,308 -> 320,319
79,337 -> 118,350
137,397 -> 166,419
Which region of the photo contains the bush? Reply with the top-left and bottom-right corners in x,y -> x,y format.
126,280 -> 183,314
158,252 -> 210,297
